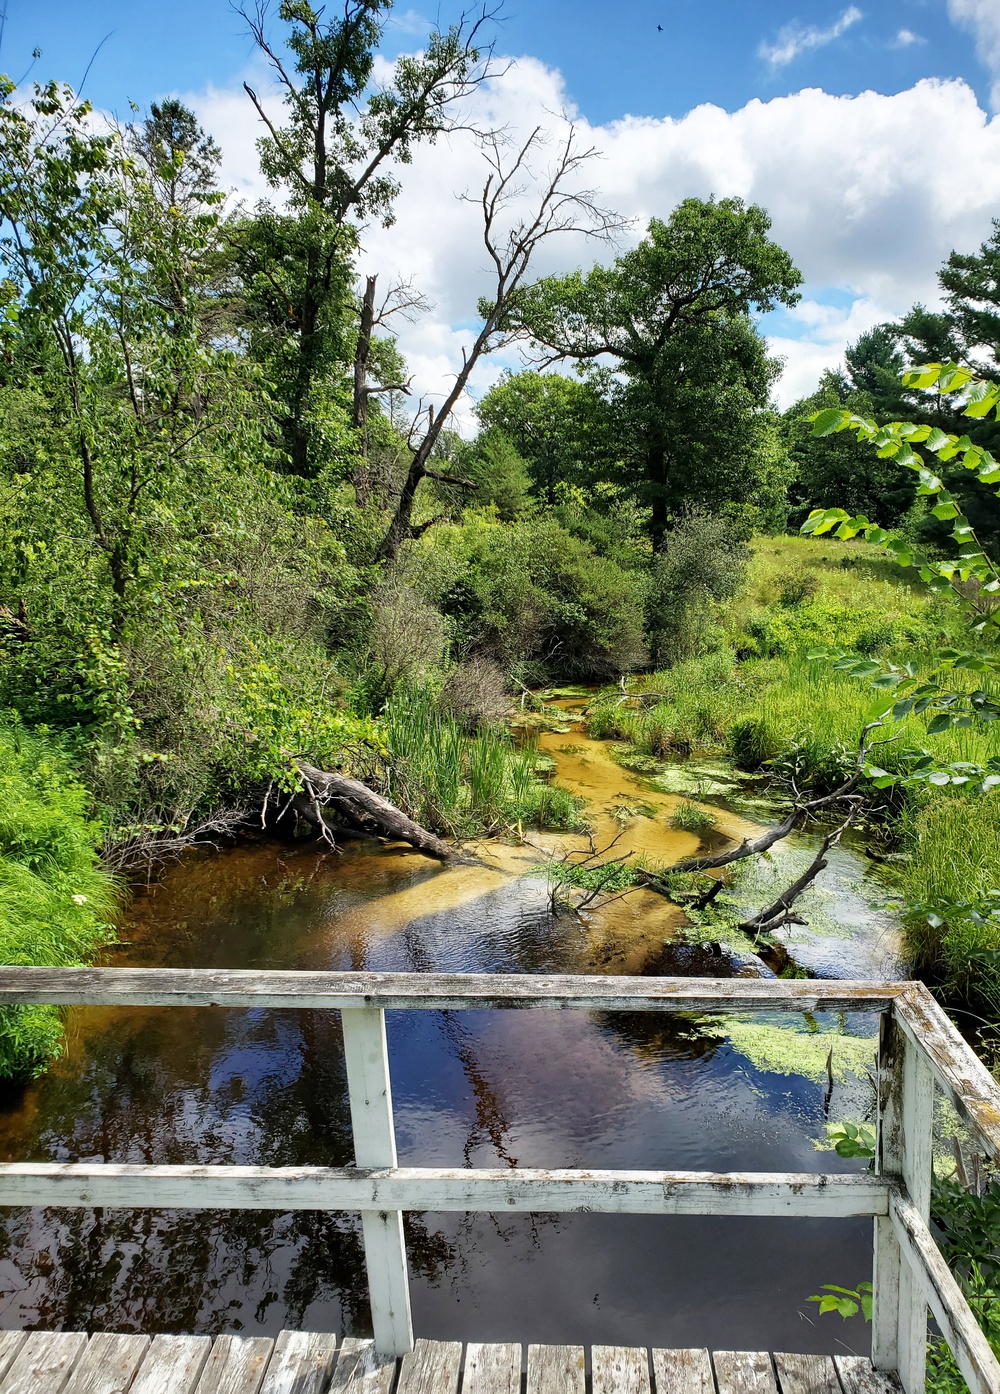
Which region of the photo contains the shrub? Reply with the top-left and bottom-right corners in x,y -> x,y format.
774,569 -> 818,607
649,509 -> 751,665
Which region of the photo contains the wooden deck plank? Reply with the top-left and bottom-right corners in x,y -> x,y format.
593,1346 -> 650,1394
461,1344 -> 520,1394
713,1352 -> 778,1394
193,1337 -> 274,1394
328,1339 -> 396,1394
833,1357 -> 901,1394
129,1336 -> 213,1394
651,1348 -> 714,1394
259,1332 -> 337,1394
62,1334 -> 151,1394
395,1340 -> 461,1394
0,1335 -> 27,1386
525,1346 -> 585,1394
773,1353 -> 839,1394
0,1332 -> 89,1394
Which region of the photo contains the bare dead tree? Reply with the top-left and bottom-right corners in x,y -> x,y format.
376,124 -> 629,562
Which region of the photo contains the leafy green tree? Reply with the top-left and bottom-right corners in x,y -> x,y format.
501,198 -> 802,542
940,218 -> 1000,374
0,81 -> 259,637
236,0 -> 496,477
475,370 -> 621,504
784,367 -> 918,529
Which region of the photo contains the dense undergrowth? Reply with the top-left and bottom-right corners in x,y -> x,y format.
586,535 -> 1000,1012
0,720 -> 117,1077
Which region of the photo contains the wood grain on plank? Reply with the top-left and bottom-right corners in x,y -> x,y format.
260,1332 -> 338,1394
0,1331 -> 88,1394
651,1348 -> 714,1394
62,1334 -> 150,1394
129,1335 -> 213,1394
329,1338 -> 397,1394
592,1345 -> 650,1394
0,1334 -> 26,1386
395,1339 -> 462,1394
0,1165 -> 889,1220
0,966 -> 901,1014
833,1357 -> 902,1394
461,1343 -> 520,1394
713,1351 -> 778,1394
773,1352 -> 839,1394
193,1336 -> 274,1394
526,1345 -> 585,1394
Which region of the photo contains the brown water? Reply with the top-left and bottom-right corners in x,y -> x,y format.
0,720 -> 900,1352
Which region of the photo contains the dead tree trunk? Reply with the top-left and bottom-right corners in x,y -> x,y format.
292,760 -> 454,861
352,274 -> 378,507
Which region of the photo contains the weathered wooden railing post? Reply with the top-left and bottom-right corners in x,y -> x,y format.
340,1007 -> 414,1357
873,1001 -> 935,1392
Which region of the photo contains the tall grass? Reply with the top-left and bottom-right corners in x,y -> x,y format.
380,688 -> 579,836
0,718 -> 118,1078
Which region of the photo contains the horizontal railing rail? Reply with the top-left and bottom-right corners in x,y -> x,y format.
0,969 -> 995,1394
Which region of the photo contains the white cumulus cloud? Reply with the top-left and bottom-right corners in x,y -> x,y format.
188,57 -> 1000,421
949,0 -> 1000,111
758,6 -> 863,69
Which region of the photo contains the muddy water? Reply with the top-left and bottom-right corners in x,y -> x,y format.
0,720 -> 900,1352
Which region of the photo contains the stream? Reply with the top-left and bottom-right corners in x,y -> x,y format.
0,708 -> 908,1353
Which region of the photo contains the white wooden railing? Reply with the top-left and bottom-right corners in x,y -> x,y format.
0,970 -> 997,1394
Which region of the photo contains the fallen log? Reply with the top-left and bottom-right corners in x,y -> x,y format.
294,760 -> 455,862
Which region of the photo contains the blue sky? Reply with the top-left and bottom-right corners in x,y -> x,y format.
4,2 -> 999,414
0,1 -> 993,126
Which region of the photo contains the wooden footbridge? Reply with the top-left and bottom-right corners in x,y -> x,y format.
0,969 -> 996,1394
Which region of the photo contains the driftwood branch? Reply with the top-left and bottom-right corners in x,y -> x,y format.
739,802 -> 862,934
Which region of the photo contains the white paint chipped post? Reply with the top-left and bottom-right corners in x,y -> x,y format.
873,1005 -> 935,1392
341,1006 -> 414,1357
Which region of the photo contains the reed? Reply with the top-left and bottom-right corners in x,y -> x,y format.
381,687 -> 579,836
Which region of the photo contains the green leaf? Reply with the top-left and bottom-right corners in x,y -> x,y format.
810,408 -> 850,437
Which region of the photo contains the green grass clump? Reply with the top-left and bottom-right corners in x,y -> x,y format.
668,801 -> 716,833
894,794 -> 1000,1009
380,687 -> 581,836
0,719 -> 118,1079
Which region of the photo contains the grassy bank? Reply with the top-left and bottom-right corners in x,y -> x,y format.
0,719 -> 118,1078
586,536 -> 1000,1009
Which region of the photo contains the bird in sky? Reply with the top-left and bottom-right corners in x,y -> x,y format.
657,23 -> 663,30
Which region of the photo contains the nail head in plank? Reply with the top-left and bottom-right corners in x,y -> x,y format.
396,1340 -> 462,1394
0,1332 -> 89,1394
63,1335 -> 151,1394
713,1352 -> 778,1394
194,1336 -> 274,1394
833,1357 -> 902,1394
0,1335 -> 26,1386
772,1353 -> 839,1394
592,1346 -> 651,1394
329,1339 -> 397,1394
652,1349 -> 714,1394
129,1336 -> 213,1394
260,1332 -> 338,1394
462,1344 -> 520,1394
526,1346 -> 585,1394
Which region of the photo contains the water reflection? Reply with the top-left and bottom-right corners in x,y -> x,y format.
0,836 -> 882,1355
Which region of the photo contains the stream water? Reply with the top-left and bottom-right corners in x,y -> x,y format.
0,709 -> 908,1352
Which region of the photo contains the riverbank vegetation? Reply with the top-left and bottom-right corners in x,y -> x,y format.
2,3 -> 1000,1080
